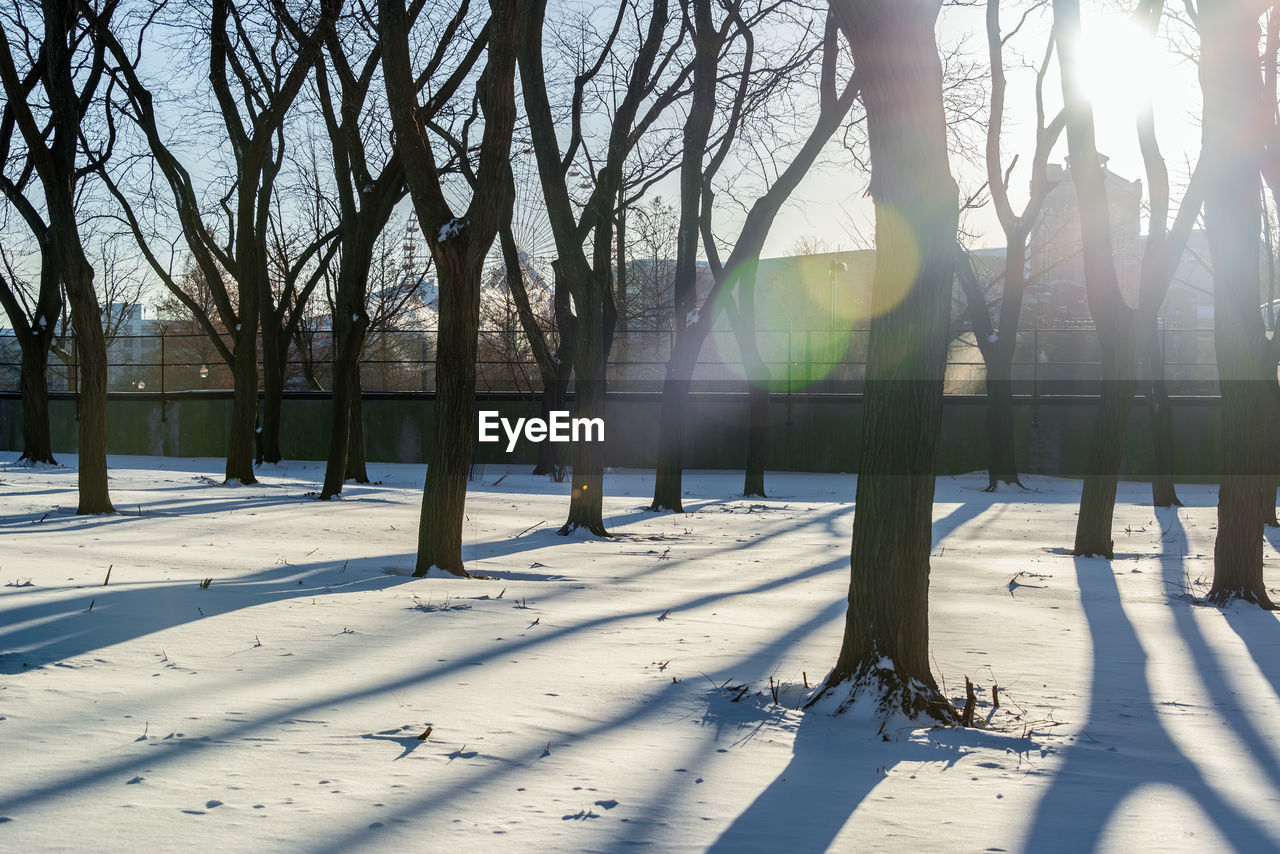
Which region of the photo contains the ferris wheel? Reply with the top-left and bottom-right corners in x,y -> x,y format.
491,140 -> 555,300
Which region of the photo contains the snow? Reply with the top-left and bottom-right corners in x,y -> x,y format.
686,308 -> 700,328
437,218 -> 469,243
3,456 -> 1280,851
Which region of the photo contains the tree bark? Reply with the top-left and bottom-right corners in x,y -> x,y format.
345,367 -> 369,483
227,159 -> 264,484
1131,0 -> 1202,511
0,216 -> 61,469
1073,330 -> 1137,558
321,231 -> 374,499
1199,1 -> 1275,608
64,263 -> 114,514
966,1 -> 1064,493
648,0 -> 720,514
817,0 -> 959,723
416,250 -> 484,573
1140,314 -> 1182,507
743,383 -> 769,497
984,352 -> 1019,491
650,363 -> 694,512
382,0 -> 523,575
559,280 -> 613,535
531,362 -> 568,475
955,245 -> 1025,492
1055,0 -> 1136,558
16,329 -> 56,465
496,165 -> 564,477
259,322 -> 285,464
727,259 -> 768,497
0,0 -> 114,512
650,6 -> 857,513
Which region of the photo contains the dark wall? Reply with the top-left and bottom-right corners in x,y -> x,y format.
0,392 -> 1223,478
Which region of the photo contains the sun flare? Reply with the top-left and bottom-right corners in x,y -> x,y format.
1072,12 -> 1162,116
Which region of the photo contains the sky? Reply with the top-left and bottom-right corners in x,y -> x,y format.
0,1 -> 1211,318
759,1 -> 1205,258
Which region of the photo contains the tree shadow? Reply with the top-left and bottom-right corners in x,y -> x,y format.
0,556 -> 414,674
709,715 -> 1047,853
468,503 -> 852,586
0,553 -> 853,825
312,588 -> 855,853
1021,538 -> 1279,850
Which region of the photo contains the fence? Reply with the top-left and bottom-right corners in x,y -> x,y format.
0,322 -> 1221,398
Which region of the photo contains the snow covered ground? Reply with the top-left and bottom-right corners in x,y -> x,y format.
3,455 -> 1280,852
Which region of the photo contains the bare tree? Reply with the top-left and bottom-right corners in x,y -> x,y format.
1053,0 -> 1137,558
0,101 -> 60,462
97,0 -> 338,482
314,1 -> 425,498
954,0 -> 1063,493
1198,0 -> 1275,608
259,162 -> 340,464
520,0 -> 686,535
649,0 -> 859,512
494,159 -> 570,476
811,0 -> 961,722
1133,0 -> 1204,510
1254,3 -> 1280,524
0,0 -> 117,512
380,0 -> 523,575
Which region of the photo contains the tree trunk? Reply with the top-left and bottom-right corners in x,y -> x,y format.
1,258 -> 60,465
320,347 -> 355,499
1073,331 -> 1137,557
321,234 -> 373,499
259,325 -> 285,464
345,367 -> 369,483
17,335 -> 56,464
63,262 -> 114,514
225,319 -> 259,484
1140,313 -> 1182,507
649,369 -> 691,512
1261,383 -> 1280,526
560,283 -> 611,536
648,3 -> 719,514
983,352 -> 1020,491
495,176 -> 564,479
743,381 -> 769,497
1055,0 -> 1137,558
7,0 -> 113,513
560,365 -> 609,535
955,242 -> 1029,493
531,363 -> 567,475
1199,2 -> 1274,608
817,0 -> 959,723
320,321 -> 366,497
415,251 -> 482,576
731,260 -> 769,498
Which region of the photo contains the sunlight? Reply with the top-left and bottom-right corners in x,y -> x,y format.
1072,11 -> 1161,117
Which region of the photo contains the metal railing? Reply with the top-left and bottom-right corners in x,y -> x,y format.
0,323 -> 1222,397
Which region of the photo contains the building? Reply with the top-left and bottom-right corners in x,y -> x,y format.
1027,156 -> 1143,325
